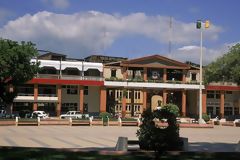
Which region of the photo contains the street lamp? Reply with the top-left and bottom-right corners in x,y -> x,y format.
196,20 -> 210,124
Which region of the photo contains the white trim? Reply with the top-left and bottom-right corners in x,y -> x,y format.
38,59 -> 61,70
104,81 -> 204,89
31,59 -> 103,72
37,96 -> 58,102
83,62 -> 103,72
61,61 -> 82,70
14,96 -> 34,102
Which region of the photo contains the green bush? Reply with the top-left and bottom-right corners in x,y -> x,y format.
137,107 -> 181,155
202,113 -> 210,122
99,112 -> 111,123
161,103 -> 180,117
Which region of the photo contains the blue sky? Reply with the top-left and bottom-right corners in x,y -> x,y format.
0,0 -> 239,64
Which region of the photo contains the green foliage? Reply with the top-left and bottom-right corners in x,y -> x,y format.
202,113 -> 210,122
99,112 -> 111,119
204,43 -> 240,84
137,107 -> 181,154
0,38 -> 39,108
161,103 -> 180,117
106,92 -> 116,115
99,112 -> 112,124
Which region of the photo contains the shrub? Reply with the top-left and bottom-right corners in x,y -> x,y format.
161,104 -> 180,117
137,107 -> 181,155
99,112 -> 111,123
202,113 -> 210,122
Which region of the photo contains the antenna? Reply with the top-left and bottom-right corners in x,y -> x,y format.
168,16 -> 173,57
102,26 -> 107,55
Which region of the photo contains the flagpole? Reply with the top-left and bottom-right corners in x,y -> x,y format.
196,20 -> 209,124
198,26 -> 205,124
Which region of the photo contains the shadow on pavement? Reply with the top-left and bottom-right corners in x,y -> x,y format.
189,142 -> 237,152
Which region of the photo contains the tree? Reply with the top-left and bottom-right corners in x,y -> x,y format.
106,93 -> 116,116
0,38 -> 39,113
204,43 -> 240,84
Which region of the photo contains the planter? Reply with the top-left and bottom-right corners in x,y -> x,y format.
235,122 -> 240,127
214,121 -> 220,125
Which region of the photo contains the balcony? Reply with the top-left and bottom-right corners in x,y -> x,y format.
105,77 -> 199,84
35,74 -> 104,81
104,77 -> 203,90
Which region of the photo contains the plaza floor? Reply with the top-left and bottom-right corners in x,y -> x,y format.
0,125 -> 239,152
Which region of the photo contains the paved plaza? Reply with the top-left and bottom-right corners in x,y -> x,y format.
0,126 -> 239,152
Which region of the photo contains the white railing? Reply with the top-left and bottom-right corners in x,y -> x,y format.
35,74 -> 104,81
209,82 -> 238,86
105,81 -> 204,90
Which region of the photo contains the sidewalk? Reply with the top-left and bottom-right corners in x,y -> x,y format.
0,126 -> 239,152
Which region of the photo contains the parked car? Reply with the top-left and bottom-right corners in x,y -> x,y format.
31,111 -> 49,119
60,111 -> 83,119
0,110 -> 6,118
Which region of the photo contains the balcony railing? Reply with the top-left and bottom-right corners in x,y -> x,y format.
209,82 -> 238,86
105,77 -> 199,84
35,74 -> 104,81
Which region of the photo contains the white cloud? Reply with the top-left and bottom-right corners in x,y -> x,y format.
168,42 -> 239,65
0,11 -> 222,58
178,45 -> 199,51
42,0 -> 69,9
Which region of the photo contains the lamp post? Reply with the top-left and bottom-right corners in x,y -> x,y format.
196,20 -> 209,124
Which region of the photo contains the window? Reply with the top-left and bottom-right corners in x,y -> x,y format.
115,105 -> 122,112
134,105 -> 141,112
61,103 -> 78,112
207,107 -> 214,117
84,86 -> 88,95
126,90 -> 131,99
226,91 -> 232,94
83,103 -> 88,113
115,90 -> 122,99
111,69 -> 116,77
234,107 -> 239,115
191,73 -> 197,81
215,91 -> 220,99
134,90 -> 141,99
224,107 -> 233,116
66,85 -> 78,95
207,91 -> 214,98
126,105 -> 131,111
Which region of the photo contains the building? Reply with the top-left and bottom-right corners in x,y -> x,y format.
13,53 -> 104,116
12,52 -> 240,118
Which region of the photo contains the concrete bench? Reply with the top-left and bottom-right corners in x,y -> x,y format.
107,120 -> 120,126
91,119 -> 103,126
71,119 -> 91,126
0,119 -> 15,126
17,119 -> 38,126
40,119 -> 69,125
221,121 -> 234,126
